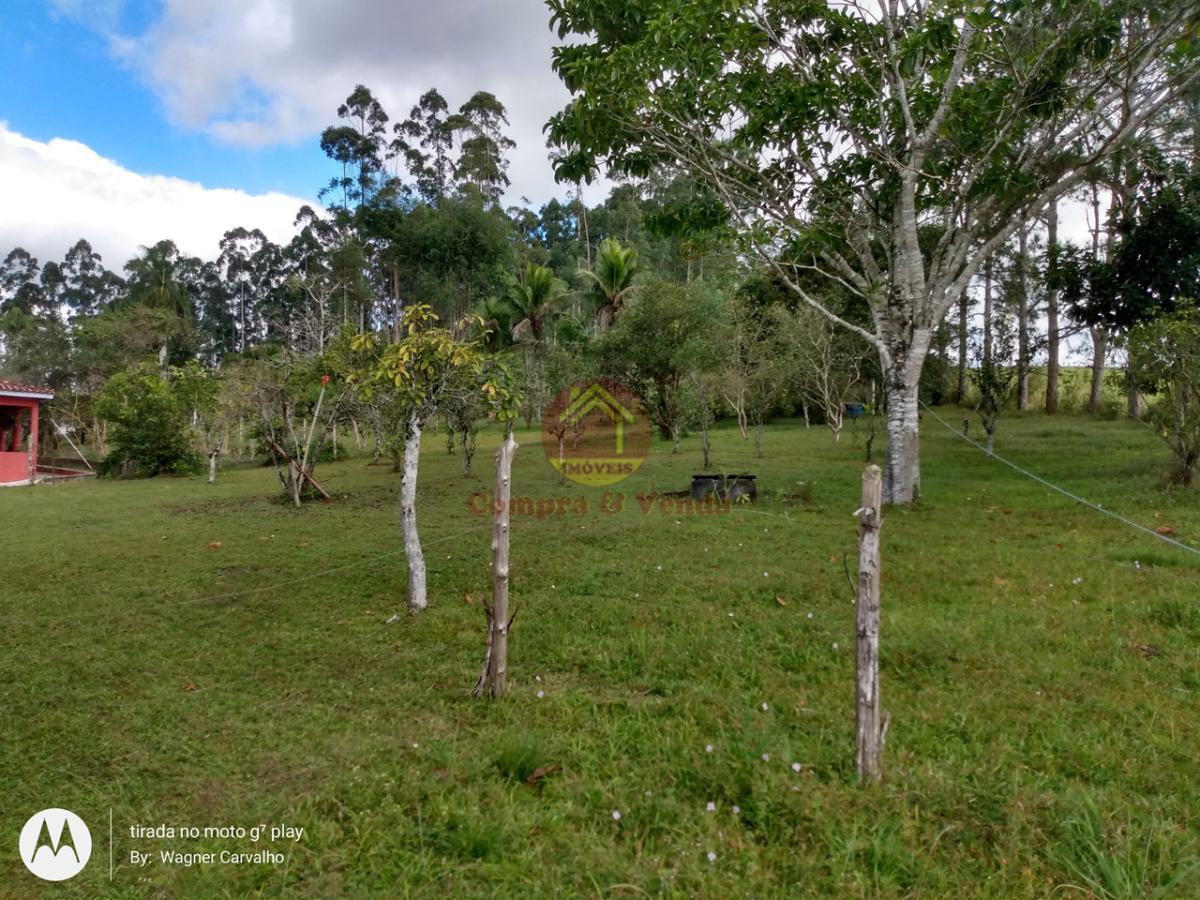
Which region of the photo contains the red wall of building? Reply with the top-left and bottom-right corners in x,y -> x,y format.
0,397 -> 39,484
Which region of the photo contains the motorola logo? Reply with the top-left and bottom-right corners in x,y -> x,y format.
19,808 -> 92,881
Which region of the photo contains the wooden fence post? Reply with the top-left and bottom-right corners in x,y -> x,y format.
475,427 -> 518,698
855,464 -> 886,782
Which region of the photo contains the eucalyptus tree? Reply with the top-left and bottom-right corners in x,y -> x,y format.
218,228 -> 271,352
0,305 -> 71,389
320,85 -> 389,215
189,260 -> 237,364
393,88 -> 456,203
59,239 -> 124,321
548,0 -> 1200,503
0,248 -> 45,315
451,91 -> 517,205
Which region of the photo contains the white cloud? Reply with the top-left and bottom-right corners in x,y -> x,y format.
0,123 -> 308,267
83,0 -> 588,206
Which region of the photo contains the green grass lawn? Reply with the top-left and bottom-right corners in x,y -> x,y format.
2,409 -> 1198,898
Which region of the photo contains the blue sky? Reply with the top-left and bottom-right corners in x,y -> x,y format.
0,1 -> 578,264
0,3 -> 325,198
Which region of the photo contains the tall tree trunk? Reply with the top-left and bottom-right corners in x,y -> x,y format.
950,290 -> 969,403
981,257 -> 994,370
1016,225 -> 1030,410
208,449 -> 219,484
1127,380 -> 1145,419
880,331 -> 929,505
1088,327 -> 1108,415
1045,202 -> 1060,415
399,414 -> 427,612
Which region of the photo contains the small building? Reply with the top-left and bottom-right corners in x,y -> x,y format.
0,379 -> 53,486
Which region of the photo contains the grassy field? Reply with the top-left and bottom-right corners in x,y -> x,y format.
1,409 -> 1198,898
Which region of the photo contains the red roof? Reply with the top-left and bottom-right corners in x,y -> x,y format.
0,379 -> 53,398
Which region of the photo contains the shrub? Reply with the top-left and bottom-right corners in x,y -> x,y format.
1129,310 -> 1200,485
95,366 -> 200,476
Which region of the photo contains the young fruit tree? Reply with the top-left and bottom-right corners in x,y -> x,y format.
772,305 -> 872,445
352,304 -> 514,613
174,362 -> 225,484
240,352 -> 349,506
547,0 -> 1200,503
970,310 -> 1020,455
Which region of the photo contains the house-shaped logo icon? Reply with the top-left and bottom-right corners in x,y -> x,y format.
558,383 -> 636,456
542,379 -> 651,486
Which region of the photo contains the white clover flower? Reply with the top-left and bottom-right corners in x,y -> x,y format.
706,851 -> 717,863
706,801 -> 716,813
806,612 -> 813,619
791,762 -> 802,773
536,690 -> 544,699
761,702 -> 769,711
832,642 -> 839,651
763,571 -> 769,577
761,753 -> 770,762
612,810 -> 622,821
732,804 -> 741,815
705,744 -> 714,753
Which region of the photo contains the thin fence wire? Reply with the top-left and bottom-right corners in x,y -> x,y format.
11,410 -> 1196,628
920,401 -> 1200,559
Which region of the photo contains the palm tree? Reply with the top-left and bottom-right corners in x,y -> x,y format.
123,240 -> 194,370
478,296 -> 515,352
124,240 -> 192,319
582,238 -> 638,334
506,264 -> 568,342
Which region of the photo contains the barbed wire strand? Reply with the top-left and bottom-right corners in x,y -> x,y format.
920,401 -> 1200,559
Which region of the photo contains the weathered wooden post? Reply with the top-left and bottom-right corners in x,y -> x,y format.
855,464 -> 886,782
475,426 -> 518,698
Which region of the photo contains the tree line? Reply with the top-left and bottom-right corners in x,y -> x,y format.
3,0 -> 1200,504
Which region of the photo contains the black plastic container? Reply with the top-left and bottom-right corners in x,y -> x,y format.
690,474 -> 757,502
